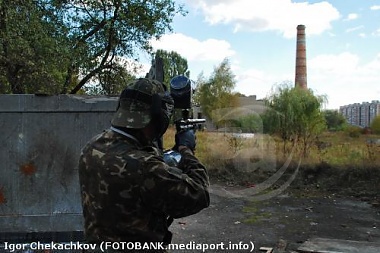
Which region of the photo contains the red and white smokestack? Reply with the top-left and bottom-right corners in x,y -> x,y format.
295,24 -> 307,89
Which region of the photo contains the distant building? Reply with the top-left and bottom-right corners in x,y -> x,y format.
238,95 -> 267,114
340,100 -> 380,127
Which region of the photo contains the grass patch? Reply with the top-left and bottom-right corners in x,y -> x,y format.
242,205 -> 272,224
163,128 -> 380,198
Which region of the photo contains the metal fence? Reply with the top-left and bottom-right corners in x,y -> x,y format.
0,94 -> 117,242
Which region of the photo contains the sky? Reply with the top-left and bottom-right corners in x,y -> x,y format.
139,0 -> 380,110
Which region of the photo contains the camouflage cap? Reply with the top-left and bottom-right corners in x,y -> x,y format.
111,78 -> 166,129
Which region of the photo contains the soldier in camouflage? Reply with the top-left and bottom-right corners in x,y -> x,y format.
78,78 -> 210,251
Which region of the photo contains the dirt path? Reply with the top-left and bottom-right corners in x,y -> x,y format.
169,184 -> 380,252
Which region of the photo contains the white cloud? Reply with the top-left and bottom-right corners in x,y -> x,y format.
344,13 -> 358,21
149,33 -> 236,79
309,52 -> 359,74
235,69 -> 273,98
363,54 -> 380,73
186,0 -> 340,38
308,52 -> 380,109
345,25 -> 364,33
370,5 -> 380,11
150,33 -> 235,62
372,28 -> 380,37
233,66 -> 294,100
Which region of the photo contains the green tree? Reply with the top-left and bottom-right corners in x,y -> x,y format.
370,115 -> 380,135
60,0 -> 186,94
94,60 -> 138,95
235,114 -> 263,133
0,0 -> 70,94
0,0 -> 185,94
197,58 -> 239,127
193,72 -> 206,106
323,109 -> 347,131
264,83 -> 327,157
154,49 -> 189,87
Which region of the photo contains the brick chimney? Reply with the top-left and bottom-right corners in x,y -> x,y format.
295,24 -> 307,89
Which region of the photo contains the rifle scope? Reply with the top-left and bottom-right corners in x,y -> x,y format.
169,75 -> 192,109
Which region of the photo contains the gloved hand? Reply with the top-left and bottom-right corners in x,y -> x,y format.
174,129 -> 196,152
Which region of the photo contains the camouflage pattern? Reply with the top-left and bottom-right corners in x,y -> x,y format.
111,78 -> 168,129
78,129 -> 210,245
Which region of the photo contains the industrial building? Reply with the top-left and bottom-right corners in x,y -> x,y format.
295,24 -> 307,90
339,101 -> 380,128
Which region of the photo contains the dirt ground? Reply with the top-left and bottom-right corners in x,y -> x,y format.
169,184 -> 380,253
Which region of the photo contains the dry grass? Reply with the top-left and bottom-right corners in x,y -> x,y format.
163,127 -> 236,170
164,128 -> 380,169
311,131 -> 380,167
163,128 -> 380,196
163,128 -> 281,181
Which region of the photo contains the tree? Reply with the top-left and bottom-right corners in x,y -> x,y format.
0,0 -> 71,94
93,60 -> 138,95
0,0 -> 185,94
234,114 -> 263,133
323,109 -> 347,131
154,49 -> 189,88
370,115 -> 380,135
197,58 -> 239,127
59,0 -> 186,94
263,83 -> 327,157
193,72 -> 206,106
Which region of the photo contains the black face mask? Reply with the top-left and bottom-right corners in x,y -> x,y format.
151,91 -> 174,139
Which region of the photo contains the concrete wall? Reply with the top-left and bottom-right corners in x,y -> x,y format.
0,94 -> 117,234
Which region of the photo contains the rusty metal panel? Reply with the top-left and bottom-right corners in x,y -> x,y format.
0,94 -> 117,234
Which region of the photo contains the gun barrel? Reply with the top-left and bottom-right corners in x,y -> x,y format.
175,118 -> 206,132
184,119 -> 206,124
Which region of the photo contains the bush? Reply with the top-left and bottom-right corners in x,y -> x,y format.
370,115 -> 380,135
345,126 -> 361,138
323,109 -> 347,131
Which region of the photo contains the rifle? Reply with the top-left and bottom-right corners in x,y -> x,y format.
163,75 -> 206,166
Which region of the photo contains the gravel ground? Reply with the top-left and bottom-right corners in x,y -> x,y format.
169,184 -> 380,253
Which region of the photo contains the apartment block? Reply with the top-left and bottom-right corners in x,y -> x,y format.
340,100 -> 380,127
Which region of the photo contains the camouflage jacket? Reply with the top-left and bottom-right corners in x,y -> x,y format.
78,129 -> 210,243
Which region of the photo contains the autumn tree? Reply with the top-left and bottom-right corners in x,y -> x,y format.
197,58 -> 239,127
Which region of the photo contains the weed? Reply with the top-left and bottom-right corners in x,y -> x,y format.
242,205 -> 272,224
